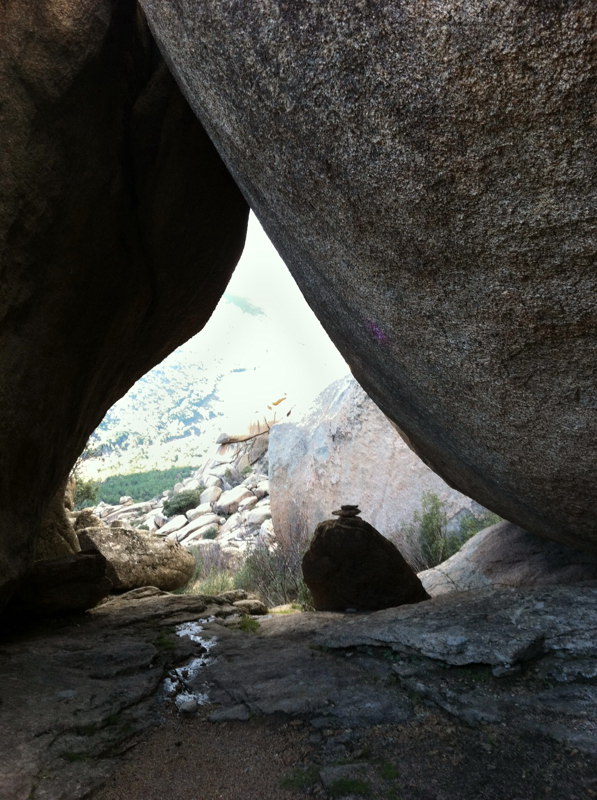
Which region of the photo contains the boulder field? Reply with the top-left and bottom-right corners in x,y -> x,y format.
1,1 -> 596,605
139,0 -> 596,552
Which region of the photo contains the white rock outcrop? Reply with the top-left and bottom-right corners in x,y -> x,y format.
199,486 -> 222,505
91,430 -> 273,562
269,376 -> 485,544
214,486 -> 254,516
156,515 -> 188,537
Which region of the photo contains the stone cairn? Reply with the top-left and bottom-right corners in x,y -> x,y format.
302,504 -> 430,612
332,504 -> 361,518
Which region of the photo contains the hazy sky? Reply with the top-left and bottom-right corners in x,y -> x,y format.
107,213 -> 349,438
193,212 -> 349,428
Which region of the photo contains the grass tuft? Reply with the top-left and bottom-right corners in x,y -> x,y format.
328,777 -> 372,797
281,766 -> 320,790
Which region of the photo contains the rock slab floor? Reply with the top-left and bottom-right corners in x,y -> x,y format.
1,584 -> 596,799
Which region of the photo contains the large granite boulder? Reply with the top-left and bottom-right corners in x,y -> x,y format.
141,0 -> 596,552
0,1 -> 248,605
302,507 -> 429,611
420,522 -> 597,597
78,527 -> 195,593
269,375 -> 487,543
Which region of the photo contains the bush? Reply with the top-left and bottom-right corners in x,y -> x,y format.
457,509 -> 502,539
234,507 -> 313,608
417,491 -> 455,568
74,476 -> 99,510
397,493 -> 503,572
176,507 -> 314,609
162,489 -> 204,517
177,545 -> 234,595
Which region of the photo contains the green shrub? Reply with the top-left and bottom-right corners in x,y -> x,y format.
162,489 -> 204,517
74,477 -> 99,510
236,615 -> 260,633
178,509 -> 314,609
202,527 -> 219,540
397,493 -> 503,571
457,510 -> 502,539
417,492 -> 455,568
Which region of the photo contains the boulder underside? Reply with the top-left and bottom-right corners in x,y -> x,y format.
0,0 -> 248,603
140,0 -> 596,552
1,1 -> 595,610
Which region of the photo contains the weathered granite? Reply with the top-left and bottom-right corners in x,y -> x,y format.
0,0 -> 248,606
5,552 -> 112,619
0,588 -> 244,800
302,511 -> 429,611
420,522 -> 597,596
1,584 -> 596,798
269,375 -> 487,541
203,583 -> 597,756
141,0 -> 597,552
77,527 -> 195,592
35,478 -> 80,562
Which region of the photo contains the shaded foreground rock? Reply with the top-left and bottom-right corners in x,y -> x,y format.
78,527 -> 195,592
201,585 -> 597,754
36,478 -> 80,562
420,521 -> 597,597
302,509 -> 429,611
0,588 -> 252,800
142,0 -> 596,551
1,584 -> 596,799
6,552 -> 112,619
0,0 -> 248,605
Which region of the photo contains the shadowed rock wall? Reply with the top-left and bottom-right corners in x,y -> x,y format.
140,0 -> 596,552
0,1 -> 248,603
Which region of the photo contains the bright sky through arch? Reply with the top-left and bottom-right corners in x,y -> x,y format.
82,213 -> 349,477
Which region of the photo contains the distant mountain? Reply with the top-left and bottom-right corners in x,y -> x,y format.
80,293 -> 348,479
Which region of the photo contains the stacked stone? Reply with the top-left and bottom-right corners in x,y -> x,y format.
302,505 -> 429,612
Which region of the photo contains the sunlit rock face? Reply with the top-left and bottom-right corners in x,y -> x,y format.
141,0 -> 596,552
0,1 -> 248,603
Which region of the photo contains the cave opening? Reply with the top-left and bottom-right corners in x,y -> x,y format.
77,213 -> 349,485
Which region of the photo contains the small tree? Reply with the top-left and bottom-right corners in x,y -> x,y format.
399,492 -> 458,571
417,492 -> 453,567
398,493 -> 503,572
162,489 -> 204,517
74,476 -> 99,510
